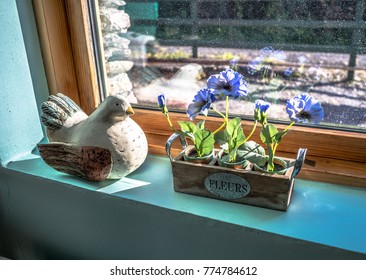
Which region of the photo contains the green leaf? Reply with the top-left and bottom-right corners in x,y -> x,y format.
260,124 -> 278,144
178,121 -> 196,140
225,117 -> 246,149
237,141 -> 266,166
228,149 -> 238,162
178,121 -> 197,134
274,130 -> 289,144
214,131 -> 229,151
226,118 -> 241,139
194,129 -> 215,157
234,126 -> 246,147
196,120 -> 205,130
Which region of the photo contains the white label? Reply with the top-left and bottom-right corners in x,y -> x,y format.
204,172 -> 251,199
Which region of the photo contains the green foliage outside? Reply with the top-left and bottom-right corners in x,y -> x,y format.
155,0 -> 359,47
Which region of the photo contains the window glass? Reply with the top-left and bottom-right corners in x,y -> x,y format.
97,0 -> 366,131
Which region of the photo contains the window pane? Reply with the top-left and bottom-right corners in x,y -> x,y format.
97,0 -> 366,131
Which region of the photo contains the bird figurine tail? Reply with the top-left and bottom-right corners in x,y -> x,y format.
41,93 -> 88,130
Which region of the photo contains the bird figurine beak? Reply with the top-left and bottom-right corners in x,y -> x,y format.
126,106 -> 135,115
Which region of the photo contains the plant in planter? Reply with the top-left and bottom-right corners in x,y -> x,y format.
214,117 -> 254,169
158,93 -> 215,163
158,68 -> 258,167
253,94 -> 324,173
159,59 -> 324,211
203,69 -> 258,167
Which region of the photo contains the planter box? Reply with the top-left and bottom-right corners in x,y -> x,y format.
166,134 -> 306,211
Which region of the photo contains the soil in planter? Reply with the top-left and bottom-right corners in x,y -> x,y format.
185,150 -> 201,159
183,149 -> 213,162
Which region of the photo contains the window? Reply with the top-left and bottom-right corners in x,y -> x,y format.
98,0 -> 366,130
33,0 -> 366,187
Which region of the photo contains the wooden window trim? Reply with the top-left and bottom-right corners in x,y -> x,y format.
33,0 -> 100,115
32,0 -> 366,188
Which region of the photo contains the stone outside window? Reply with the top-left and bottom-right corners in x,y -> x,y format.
99,0 -> 137,103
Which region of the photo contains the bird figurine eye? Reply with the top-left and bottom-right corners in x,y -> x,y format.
115,102 -> 119,106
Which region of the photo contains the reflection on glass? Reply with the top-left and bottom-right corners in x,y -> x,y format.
97,0 -> 366,130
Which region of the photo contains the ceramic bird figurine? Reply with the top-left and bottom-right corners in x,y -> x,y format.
38,93 -> 148,181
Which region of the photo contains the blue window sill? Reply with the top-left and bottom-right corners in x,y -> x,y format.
2,153 -> 366,259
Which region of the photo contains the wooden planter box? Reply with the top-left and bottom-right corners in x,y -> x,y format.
166,134 -> 306,211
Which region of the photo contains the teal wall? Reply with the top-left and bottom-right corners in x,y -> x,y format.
0,0 -> 45,166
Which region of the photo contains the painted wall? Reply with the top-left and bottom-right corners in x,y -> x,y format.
0,0 -> 44,166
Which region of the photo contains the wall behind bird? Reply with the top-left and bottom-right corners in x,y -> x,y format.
0,0 -> 44,166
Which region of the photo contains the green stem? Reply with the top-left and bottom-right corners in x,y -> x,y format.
283,121 -> 295,132
211,102 -> 229,135
245,121 -> 257,142
225,95 -> 229,120
267,143 -> 274,172
212,121 -> 226,135
211,108 -> 226,120
164,113 -> 184,136
237,121 -> 258,147
272,121 -> 294,156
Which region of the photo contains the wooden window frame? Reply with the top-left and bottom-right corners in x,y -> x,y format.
32,0 -> 366,187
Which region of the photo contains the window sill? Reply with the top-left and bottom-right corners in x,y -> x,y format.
2,153 -> 366,259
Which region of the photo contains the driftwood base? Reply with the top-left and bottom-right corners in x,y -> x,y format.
38,143 -> 112,182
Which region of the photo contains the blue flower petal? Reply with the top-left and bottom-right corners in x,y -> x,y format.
207,69 -> 248,99
187,88 -> 215,120
187,102 -> 203,120
255,100 -> 271,113
157,94 -> 166,108
286,93 -> 324,124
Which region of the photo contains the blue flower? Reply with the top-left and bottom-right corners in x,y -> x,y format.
157,94 -> 166,108
255,100 -> 271,113
248,46 -> 287,75
187,88 -> 216,120
254,100 -> 271,123
207,69 -> 248,99
286,93 -> 324,124
157,94 -> 168,114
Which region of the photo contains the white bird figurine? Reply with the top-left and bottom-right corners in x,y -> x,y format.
133,63 -> 205,108
38,93 -> 148,181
